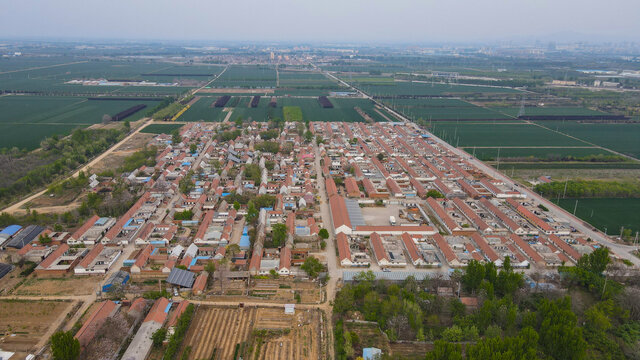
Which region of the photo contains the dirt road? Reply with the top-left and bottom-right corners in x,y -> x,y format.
2,119 -> 153,214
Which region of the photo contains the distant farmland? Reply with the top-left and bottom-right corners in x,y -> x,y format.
212,65 -> 277,88
534,121 -> 640,159
353,80 -> 522,97
0,95 -> 160,149
384,98 -> 511,120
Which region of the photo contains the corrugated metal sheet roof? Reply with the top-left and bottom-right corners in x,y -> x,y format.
0,263 -> 13,280
166,267 -> 196,288
345,199 -> 366,227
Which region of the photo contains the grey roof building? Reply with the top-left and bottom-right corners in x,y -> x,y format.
166,267 -> 196,288
5,225 -> 44,249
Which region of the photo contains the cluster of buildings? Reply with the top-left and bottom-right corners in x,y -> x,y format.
316,121 -> 602,271
0,120 -> 324,289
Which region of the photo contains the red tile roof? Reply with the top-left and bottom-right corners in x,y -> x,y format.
344,177 -> 361,198
336,232 -> 351,263
471,233 -> 499,262
167,300 -> 189,328
509,233 -> 544,263
39,244 -> 69,269
370,232 -> 389,262
385,178 -> 402,196
479,198 -> 521,232
77,243 -> 104,269
548,234 -> 580,262
401,233 -> 421,263
71,215 -> 100,240
325,177 -> 338,198
433,233 -> 457,263
75,300 -> 118,347
144,297 -> 169,324
426,197 -> 458,232
279,247 -> 291,270
329,195 -> 352,232
452,198 -> 490,231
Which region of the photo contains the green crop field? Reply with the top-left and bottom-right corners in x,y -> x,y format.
492,106 -> 606,117
278,71 -> 338,88
0,60 -> 199,96
141,123 -> 184,134
283,106 -> 303,122
555,198 -> 640,235
534,121 -> 640,159
177,97 -> 226,122
277,97 -> 388,122
354,81 -> 521,96
0,123 -> 83,150
383,98 -> 511,120
0,95 -> 160,149
427,121 -> 586,147
463,147 -> 615,161
212,65 -> 276,88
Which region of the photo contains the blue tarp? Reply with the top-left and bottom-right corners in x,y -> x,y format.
239,235 -> 251,248
221,192 -> 230,197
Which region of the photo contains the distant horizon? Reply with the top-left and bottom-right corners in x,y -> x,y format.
2,0 -> 640,45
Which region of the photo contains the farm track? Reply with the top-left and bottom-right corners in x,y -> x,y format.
1,119 -> 153,214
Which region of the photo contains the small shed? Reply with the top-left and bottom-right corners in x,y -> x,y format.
102,270 -> 130,292
284,304 -> 295,315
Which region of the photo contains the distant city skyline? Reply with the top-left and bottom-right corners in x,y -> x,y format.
2,0 -> 640,43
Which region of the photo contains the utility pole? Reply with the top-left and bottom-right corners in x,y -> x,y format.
563,178 -> 568,198
496,147 -> 501,171
573,200 -> 578,215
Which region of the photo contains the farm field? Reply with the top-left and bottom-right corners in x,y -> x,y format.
0,299 -> 73,354
353,80 -> 522,96
534,121 -> 640,159
182,306 -> 322,360
13,276 -> 102,296
427,121 -> 587,147
278,71 -> 339,88
493,106 -> 606,117
463,146 -> 615,161
0,95 -> 159,149
277,97 -> 388,122
0,59 -> 201,95
177,96 -> 226,122
383,98 -> 511,120
140,123 -> 184,134
555,198 -> 640,235
212,65 -> 277,88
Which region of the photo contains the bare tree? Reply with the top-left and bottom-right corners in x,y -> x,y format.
102,114 -> 112,124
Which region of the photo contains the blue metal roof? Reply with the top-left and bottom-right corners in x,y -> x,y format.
0,225 -> 21,236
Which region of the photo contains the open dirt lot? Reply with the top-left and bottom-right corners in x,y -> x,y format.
0,299 -> 73,354
14,276 -> 102,296
182,306 -> 321,360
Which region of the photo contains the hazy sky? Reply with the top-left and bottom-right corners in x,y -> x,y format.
2,0 -> 639,43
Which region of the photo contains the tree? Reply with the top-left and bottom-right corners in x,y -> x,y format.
102,114 -> 112,124
462,260 -> 485,293
425,340 -> 463,360
233,201 -> 240,211
318,228 -> 329,240
578,247 -> 610,275
271,223 -> 287,247
304,130 -> 314,143
152,328 -> 167,347
189,143 -> 197,154
246,201 -> 258,224
171,129 -> 182,145
123,120 -> 131,132
301,256 -> 325,278
426,190 -> 444,198
376,153 -> 385,161
204,261 -> 216,286
50,331 -> 80,360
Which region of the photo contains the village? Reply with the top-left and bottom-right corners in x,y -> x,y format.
0,118 -> 628,360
